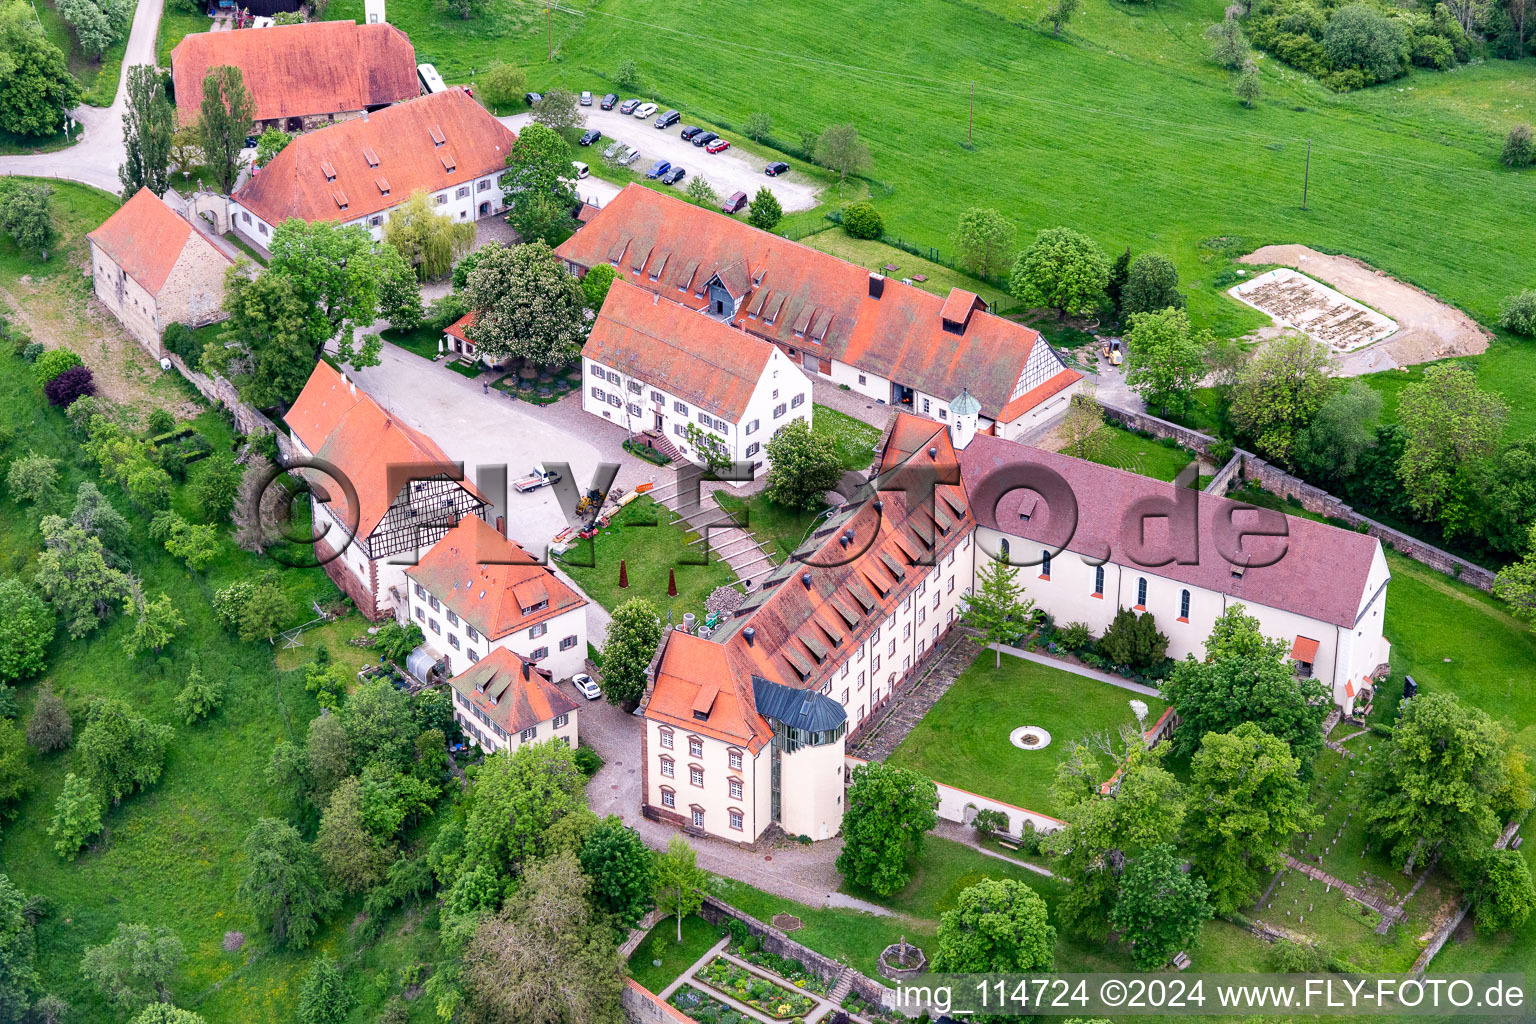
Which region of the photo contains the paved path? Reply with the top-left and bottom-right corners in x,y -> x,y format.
990,642 -> 1163,696
933,820 -> 1056,879
0,0 -> 165,193
809,377 -> 893,430
848,630 -> 980,761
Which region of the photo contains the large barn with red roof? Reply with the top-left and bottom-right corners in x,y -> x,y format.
87,188 -> 233,354
556,184 -> 1082,440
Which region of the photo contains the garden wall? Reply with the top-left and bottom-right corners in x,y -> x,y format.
1096,402 -> 1497,592
621,980 -> 695,1024
164,352 -> 300,463
845,754 -> 1066,838
696,895 -> 900,1015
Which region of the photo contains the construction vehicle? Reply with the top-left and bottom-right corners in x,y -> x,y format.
1101,338 -> 1123,366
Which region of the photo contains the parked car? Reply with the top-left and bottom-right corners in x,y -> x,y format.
654,109 -> 680,129
603,140 -> 625,160
619,98 -> 641,114
692,131 -> 718,147
579,90 -> 593,106
721,190 -> 748,214
765,161 -> 789,176
572,674 -> 601,700
634,102 -> 658,119
679,125 -> 703,141
617,147 -> 641,166
524,92 -> 543,106
600,93 -> 618,109
579,129 -> 602,146
244,134 -> 258,149
513,465 -> 561,493
645,159 -> 672,179
661,166 -> 686,185
705,137 -> 731,154
571,160 -> 590,179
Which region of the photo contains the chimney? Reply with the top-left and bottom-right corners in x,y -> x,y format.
868,273 -> 885,299
495,515 -> 506,537
801,571 -> 812,590
742,626 -> 755,647
652,291 -> 659,306
521,659 -> 531,681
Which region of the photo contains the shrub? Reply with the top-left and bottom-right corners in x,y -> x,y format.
34,348 -> 82,385
1498,289 -> 1536,336
1097,608 -> 1168,670
1055,621 -> 1093,652
1322,4 -> 1408,85
573,745 -> 603,776
971,808 -> 1009,835
43,366 -> 94,407
841,201 -> 883,240
1503,125 -> 1536,169
21,342 -> 42,362
161,322 -> 201,369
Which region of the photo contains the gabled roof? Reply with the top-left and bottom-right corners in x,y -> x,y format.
645,631 -> 772,752
556,184 -> 1080,422
171,21 -> 418,125
232,88 -> 516,226
406,516 -> 585,641
448,646 -> 579,737
444,312 -> 476,343
583,280 -> 779,421
716,416 -> 973,692
955,428 -> 1381,628
286,360 -> 473,539
86,188 -> 232,296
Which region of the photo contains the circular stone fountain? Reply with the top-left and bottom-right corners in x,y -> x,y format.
1010,726 -> 1052,750
879,936 -> 928,981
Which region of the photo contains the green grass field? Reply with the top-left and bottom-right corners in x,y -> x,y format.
1080,423 -> 1198,482
36,0 -> 138,107
887,654 -> 1167,817
627,913 -> 722,993
556,496 -> 737,619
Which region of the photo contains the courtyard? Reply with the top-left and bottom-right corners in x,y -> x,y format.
885,652 -> 1167,818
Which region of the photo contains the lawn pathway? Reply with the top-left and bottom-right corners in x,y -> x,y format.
932,820 -> 1057,879
659,936 -> 731,1001
989,643 -> 1163,697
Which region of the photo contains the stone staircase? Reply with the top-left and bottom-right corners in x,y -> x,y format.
647,473 -> 780,594
827,966 -> 855,1005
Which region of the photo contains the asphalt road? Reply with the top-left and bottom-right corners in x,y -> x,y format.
0,0 -> 164,193
503,106 -> 821,213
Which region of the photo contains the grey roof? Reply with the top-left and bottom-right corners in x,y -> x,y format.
751,676 -> 847,734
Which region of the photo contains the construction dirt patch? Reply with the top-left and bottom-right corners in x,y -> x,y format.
1237,245 -> 1489,375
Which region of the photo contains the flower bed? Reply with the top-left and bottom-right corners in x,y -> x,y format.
668,984 -> 770,1024
694,957 -> 816,1019
728,945 -> 828,995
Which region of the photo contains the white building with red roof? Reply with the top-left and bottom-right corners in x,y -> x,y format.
230,88 -> 515,250
286,360 -> 488,618
582,279 -> 813,474
446,647 -> 581,754
555,184 -> 1082,440
86,188 -> 233,354
405,515 -> 588,681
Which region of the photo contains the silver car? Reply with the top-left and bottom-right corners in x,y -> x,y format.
617,147 -> 641,166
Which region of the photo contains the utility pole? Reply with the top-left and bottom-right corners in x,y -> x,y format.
546,2 -> 553,61
968,81 -> 974,148
1302,137 -> 1311,211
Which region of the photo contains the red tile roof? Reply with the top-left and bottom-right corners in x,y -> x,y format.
286,360 -> 476,539
646,631 -> 772,752
444,312 -> 476,342
232,88 -> 516,226
1291,636 -> 1320,662
448,646 -> 580,738
556,184 -> 1080,423
406,516 -> 585,641
86,188 -> 232,296
956,428 -> 1381,628
584,280 -> 778,421
171,21 -> 418,125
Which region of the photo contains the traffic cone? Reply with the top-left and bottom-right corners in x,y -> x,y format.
618,559 -> 629,588
667,568 -> 678,598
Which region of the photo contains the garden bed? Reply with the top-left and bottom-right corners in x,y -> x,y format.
725,943 -> 828,995
692,958 -> 816,1019
491,363 -> 582,405
668,984 -> 759,1024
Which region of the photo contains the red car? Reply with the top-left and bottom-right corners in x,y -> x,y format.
705,137 -> 731,154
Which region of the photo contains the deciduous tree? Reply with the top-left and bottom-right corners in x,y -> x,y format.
952,207 -> 1015,279
814,123 -> 870,189
744,111 -> 772,142
197,65 -> 256,195
1504,124 -> 1536,167
1122,307 -> 1208,417
763,419 -> 841,510
0,873 -> 40,1020
1186,723 -> 1320,913
1229,333 -> 1336,466
253,126 -> 290,168
836,761 -> 939,896
1293,380 -> 1381,481
266,219 -> 391,369
132,1006 -> 207,1024
1396,363 -> 1508,520
462,241 -> 587,367
581,263 -> 616,309
460,740 -> 586,883
80,923 -> 185,1010
34,516 -> 131,639
600,598 -> 662,706
1044,0 -> 1081,35
478,64 -> 526,114
237,817 -> 338,949
0,577 -> 51,684
317,776 -> 398,893
48,773 -> 101,859
55,0 -> 128,57
7,451 -> 57,507
463,851 -> 625,1024
652,835 -> 707,941
498,123 -> 578,245
1059,388 -> 1106,461
1467,849 -> 1536,933
174,668 -> 223,724
76,697 -> 173,804
383,190 -> 476,281
532,88 -> 585,145
1234,58 -> 1262,107
0,179 -> 55,259
932,878 -> 1055,972
746,187 -> 782,231
1495,524 -> 1536,626
121,589 -> 185,658
211,263 -> 321,407
26,684 -> 71,753
0,720 -> 31,822
579,816 -> 655,929
0,3 -> 81,138
1206,6 -> 1251,68
1120,252 -> 1184,315
1009,227 -> 1110,318
1110,843 -> 1212,968
120,65 -> 175,196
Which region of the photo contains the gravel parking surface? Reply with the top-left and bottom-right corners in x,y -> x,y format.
502,107 -> 821,212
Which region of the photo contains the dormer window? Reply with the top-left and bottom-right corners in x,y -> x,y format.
376,176 -> 390,196
429,125 -> 446,147
320,160 -> 337,182
363,146 -> 379,168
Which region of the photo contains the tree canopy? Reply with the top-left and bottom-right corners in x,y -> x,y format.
600,598 -> 662,706
763,419 -> 841,510
836,761 -> 939,896
237,817 -> 339,949
578,816 -> 655,928
498,123 -> 578,245
1009,227 -> 1109,317
0,576 -> 52,684
1110,843 -> 1213,968
463,241 -> 587,368
952,207 -> 1016,279
197,65 -> 256,195
120,64 -> 176,197
1120,252 -> 1184,315
1122,307 -> 1209,417
962,557 -> 1033,667
1229,334 -> 1337,466
931,877 -> 1056,973
76,697 -> 174,804
383,190 -> 477,281
0,2 -> 81,138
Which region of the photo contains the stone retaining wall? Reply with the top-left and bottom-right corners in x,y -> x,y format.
621,980 -> 694,1024
164,352 -> 300,463
1098,403 -> 1497,592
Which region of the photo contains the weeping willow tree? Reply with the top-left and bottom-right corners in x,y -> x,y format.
383,191 -> 477,281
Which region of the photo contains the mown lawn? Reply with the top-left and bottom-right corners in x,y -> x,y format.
1080,423 -> 1197,483
627,913 -> 722,994
813,404 -> 883,472
803,230 -> 1012,309
380,324 -> 443,361
556,496 -> 737,620
36,0 -> 138,107
713,489 -> 824,564
157,8 -> 212,66
887,653 -> 1166,817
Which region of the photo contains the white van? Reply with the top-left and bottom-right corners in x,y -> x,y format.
417,63 -> 446,95
571,160 -> 590,179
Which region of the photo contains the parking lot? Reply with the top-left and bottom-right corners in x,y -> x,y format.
502,106 -> 821,213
